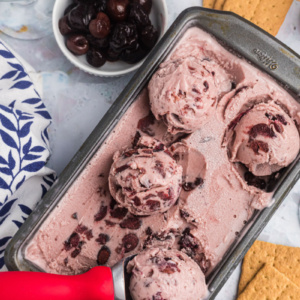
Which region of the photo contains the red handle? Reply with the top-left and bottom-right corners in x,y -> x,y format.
0,267 -> 114,300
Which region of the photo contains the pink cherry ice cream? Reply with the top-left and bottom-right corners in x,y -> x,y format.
127,248 -> 207,300
109,136 -> 182,216
24,27 -> 300,300
148,56 -> 232,134
227,102 -> 300,176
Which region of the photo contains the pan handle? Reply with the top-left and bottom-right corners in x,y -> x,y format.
0,266 -> 114,300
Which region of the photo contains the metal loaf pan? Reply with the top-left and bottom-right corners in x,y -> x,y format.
5,7 -> 300,299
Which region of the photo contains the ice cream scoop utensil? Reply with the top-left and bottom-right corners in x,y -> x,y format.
0,255 -> 134,300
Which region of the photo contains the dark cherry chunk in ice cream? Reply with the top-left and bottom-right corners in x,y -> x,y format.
122,233 -> 139,253
96,233 -> 110,245
249,123 -> 276,139
94,205 -> 108,221
97,246 -> 111,265
120,216 -> 142,229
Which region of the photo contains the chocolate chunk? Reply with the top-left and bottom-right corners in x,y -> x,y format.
122,233 -> 139,253
97,246 -> 111,265
265,112 -> 276,121
182,177 -> 203,191
179,228 -> 199,253
152,292 -> 164,300
203,81 -> 209,92
177,89 -> 186,98
110,206 -> 128,219
153,143 -> 164,152
64,232 -> 80,250
96,233 -> 110,245
110,197 -> 117,210
120,216 -> 142,230
146,227 -> 153,235
94,205 -> 108,221
192,87 -> 201,94
71,212 -> 78,220
266,169 -> 285,193
63,257 -> 68,266
180,210 -> 190,219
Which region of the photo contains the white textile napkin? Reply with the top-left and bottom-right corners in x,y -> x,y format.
0,40 -> 55,271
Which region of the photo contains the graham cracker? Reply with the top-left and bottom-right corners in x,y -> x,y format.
250,0 -> 293,36
214,0 -> 226,10
238,240 -> 300,295
221,0 -> 293,36
203,0 -> 216,9
222,0 -> 261,20
238,264 -> 300,300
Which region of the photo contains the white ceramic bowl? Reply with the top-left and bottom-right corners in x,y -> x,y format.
52,0 -> 168,77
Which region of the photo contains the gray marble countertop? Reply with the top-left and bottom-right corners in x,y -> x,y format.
1,0 -> 300,299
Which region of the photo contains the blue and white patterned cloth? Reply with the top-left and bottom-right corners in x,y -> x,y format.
0,41 -> 55,271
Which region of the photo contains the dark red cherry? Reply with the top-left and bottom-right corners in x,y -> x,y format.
129,3 -> 150,31
59,16 -> 73,36
110,22 -> 138,53
131,0 -> 152,14
105,47 -> 120,61
140,25 -> 158,49
86,48 -> 107,67
107,0 -> 129,22
86,34 -> 109,50
66,35 -> 89,55
120,43 -> 147,64
89,12 -> 111,38
68,4 -> 97,32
